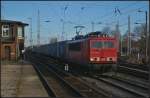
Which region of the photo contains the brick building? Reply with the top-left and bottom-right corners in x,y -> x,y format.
0,20 -> 28,60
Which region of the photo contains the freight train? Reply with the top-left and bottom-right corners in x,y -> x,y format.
30,31 -> 118,72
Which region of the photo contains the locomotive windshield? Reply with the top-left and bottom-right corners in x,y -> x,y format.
104,41 -> 114,48
91,41 -> 114,48
91,42 -> 103,48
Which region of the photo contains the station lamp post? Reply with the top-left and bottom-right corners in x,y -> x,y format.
43,20 -> 51,43
134,22 -> 146,61
43,20 -> 59,57
60,6 -> 68,41
137,10 -> 148,64
36,19 -> 51,46
27,17 -> 33,48
134,22 -> 145,29
138,9 -> 149,98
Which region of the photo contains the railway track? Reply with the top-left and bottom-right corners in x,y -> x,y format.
28,55 -> 82,98
32,62 -> 56,97
118,59 -> 149,71
88,63 -> 149,98
91,75 -> 149,98
26,52 -> 108,98
101,74 -> 148,90
87,62 -> 149,98
118,64 -> 149,79
26,52 -> 149,98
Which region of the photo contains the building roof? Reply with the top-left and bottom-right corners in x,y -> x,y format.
0,20 -> 28,26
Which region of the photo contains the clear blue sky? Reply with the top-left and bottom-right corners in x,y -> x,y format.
1,1 -> 149,46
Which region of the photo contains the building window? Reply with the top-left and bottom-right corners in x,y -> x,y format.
2,25 -> 10,37
17,26 -> 23,39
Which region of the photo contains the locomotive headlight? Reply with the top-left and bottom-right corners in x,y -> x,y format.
90,58 -> 94,61
107,57 -> 116,61
107,57 -> 112,61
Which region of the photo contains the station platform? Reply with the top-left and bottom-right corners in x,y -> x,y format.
1,60 -> 48,97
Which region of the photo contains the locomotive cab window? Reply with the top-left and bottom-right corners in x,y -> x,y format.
91,41 -> 114,48
104,41 -> 114,48
69,42 -> 81,51
91,41 -> 103,48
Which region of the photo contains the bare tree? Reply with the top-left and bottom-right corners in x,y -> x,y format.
133,24 -> 146,54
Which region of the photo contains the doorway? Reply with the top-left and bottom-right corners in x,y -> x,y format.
5,46 -> 11,60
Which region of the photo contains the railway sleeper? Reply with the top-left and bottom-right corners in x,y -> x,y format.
29,56 -> 83,97
95,76 -> 149,98
117,66 -> 149,79
101,73 -> 148,90
34,56 -> 108,98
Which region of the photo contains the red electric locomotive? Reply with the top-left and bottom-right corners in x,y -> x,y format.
31,31 -> 117,72
67,32 -> 117,71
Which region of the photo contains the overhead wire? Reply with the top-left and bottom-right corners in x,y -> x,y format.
19,2 -> 147,27
96,1 -> 140,22
65,2 -> 143,29
100,4 -> 146,25
101,6 -> 147,28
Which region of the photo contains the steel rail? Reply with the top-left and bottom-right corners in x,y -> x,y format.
92,75 -> 149,98
29,52 -> 109,98
118,65 -> 149,79
29,55 -> 83,98
99,74 -> 148,90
